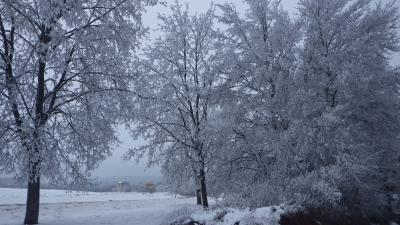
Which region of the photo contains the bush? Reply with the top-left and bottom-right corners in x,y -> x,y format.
279,207 -> 397,225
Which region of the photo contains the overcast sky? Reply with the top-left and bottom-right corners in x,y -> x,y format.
93,0 -> 400,178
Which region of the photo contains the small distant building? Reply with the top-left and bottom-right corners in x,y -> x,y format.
145,182 -> 156,195
113,181 -> 130,192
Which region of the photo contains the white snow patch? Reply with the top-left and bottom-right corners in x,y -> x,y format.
166,205 -> 288,225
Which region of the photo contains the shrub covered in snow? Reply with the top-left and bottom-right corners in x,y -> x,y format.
163,205 -> 289,225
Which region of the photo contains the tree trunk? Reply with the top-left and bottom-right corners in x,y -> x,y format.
195,176 -> 202,205
199,169 -> 208,208
24,153 -> 41,225
24,175 -> 40,225
196,188 -> 202,205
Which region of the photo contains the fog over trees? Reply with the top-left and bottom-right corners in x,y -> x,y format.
0,0 -> 399,224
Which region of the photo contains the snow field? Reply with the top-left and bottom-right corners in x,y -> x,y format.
0,188 -> 196,225
0,188 -> 179,205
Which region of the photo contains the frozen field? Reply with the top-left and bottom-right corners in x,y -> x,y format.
0,188 -> 196,225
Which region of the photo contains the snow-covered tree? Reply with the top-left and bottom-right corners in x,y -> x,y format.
0,0 -> 154,224
126,2 -> 224,208
290,0 -> 400,218
214,0 -> 400,220
214,0 -> 300,207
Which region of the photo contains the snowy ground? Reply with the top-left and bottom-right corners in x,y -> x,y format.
0,188 -> 196,225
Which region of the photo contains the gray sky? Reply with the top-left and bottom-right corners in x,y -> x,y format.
93,0 -> 400,178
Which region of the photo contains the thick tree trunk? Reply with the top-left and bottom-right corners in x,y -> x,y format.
199,169 -> 208,208
24,26 -> 48,224
24,175 -> 40,225
24,143 -> 41,225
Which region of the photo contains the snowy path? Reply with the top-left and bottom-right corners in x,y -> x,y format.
0,188 -> 196,225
